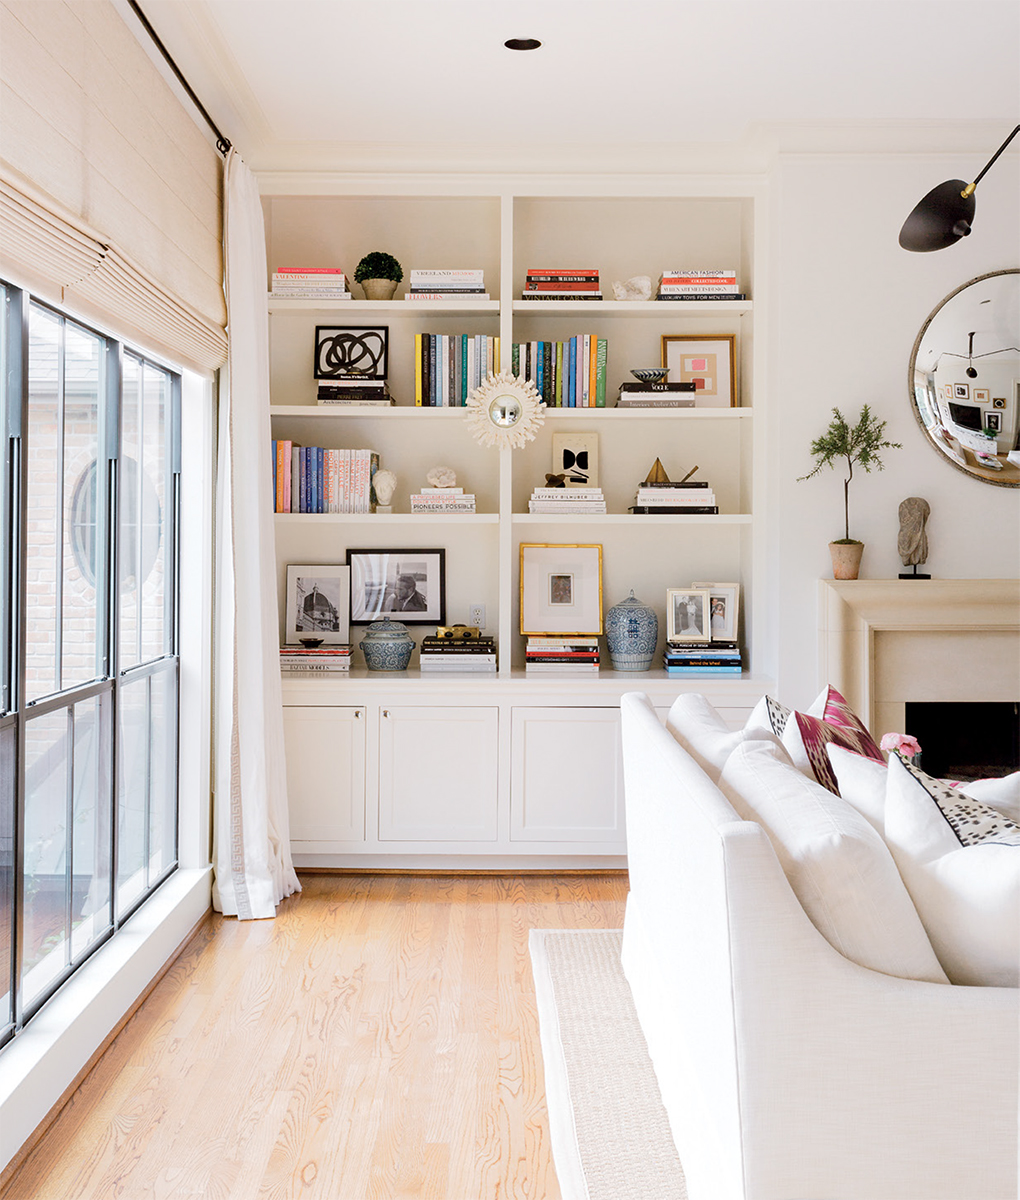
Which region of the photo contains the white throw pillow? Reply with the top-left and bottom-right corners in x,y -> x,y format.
963,771 -> 1020,824
827,743 -> 888,833
883,754 -> 1020,988
717,738 -> 948,982
664,692 -> 785,781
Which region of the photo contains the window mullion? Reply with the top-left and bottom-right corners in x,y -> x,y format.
54,318 -> 65,694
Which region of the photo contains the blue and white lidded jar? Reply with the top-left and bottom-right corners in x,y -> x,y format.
605,591 -> 658,671
359,619 -> 415,671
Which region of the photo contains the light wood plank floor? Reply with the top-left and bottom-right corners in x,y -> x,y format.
4,872 -> 628,1200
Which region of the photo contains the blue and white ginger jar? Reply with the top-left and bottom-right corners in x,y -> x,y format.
359,619 -> 414,671
605,590 -> 658,671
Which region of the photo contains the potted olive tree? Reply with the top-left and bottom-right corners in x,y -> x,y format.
799,405 -> 901,579
354,251 -> 403,300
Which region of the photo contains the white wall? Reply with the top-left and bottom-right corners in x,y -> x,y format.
770,151 -> 1020,707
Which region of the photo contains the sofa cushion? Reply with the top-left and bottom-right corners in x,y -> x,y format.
827,743 -> 889,833
751,686 -> 883,795
959,771 -> 1020,824
718,738 -> 948,982
664,692 -> 786,781
883,754 -> 1020,987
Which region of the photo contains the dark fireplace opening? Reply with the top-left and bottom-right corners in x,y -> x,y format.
905,702 -> 1020,782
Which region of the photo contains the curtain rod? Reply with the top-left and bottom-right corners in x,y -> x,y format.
127,0 -> 232,156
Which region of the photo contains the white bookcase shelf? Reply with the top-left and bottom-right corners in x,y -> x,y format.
263,179 -> 771,865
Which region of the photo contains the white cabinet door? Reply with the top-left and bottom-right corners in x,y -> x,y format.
283,706 -> 366,844
378,706 -> 498,841
511,707 -> 625,843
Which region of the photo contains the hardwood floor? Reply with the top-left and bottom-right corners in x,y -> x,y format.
3,872 -> 628,1200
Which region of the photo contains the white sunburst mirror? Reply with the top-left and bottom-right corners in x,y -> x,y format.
465,371 -> 546,449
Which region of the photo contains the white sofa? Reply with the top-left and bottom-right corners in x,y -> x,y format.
619,691 -> 1019,1200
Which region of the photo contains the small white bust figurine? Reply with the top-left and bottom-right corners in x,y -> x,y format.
373,468 -> 397,508
426,466 -> 457,488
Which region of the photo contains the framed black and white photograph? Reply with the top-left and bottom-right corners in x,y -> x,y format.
346,548 -> 446,625
315,325 -> 389,380
285,565 -> 350,644
692,581 -> 740,642
952,382 -> 970,400
520,543 -> 603,635
985,412 -> 1002,433
665,588 -> 711,643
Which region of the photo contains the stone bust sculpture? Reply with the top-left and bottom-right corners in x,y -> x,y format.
897,497 -> 930,567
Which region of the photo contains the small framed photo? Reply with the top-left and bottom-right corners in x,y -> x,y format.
520,543 -> 603,635
985,412 -> 1002,432
661,335 -> 736,407
285,565 -> 350,645
992,396 -> 1007,409
973,388 -> 990,403
952,383 -> 970,400
692,581 -> 740,643
944,385 -> 955,399
347,548 -> 445,625
551,432 -> 600,487
315,325 -> 389,380
665,588 -> 711,643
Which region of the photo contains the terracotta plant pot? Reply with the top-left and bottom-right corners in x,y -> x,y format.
829,541 -> 864,580
361,278 -> 398,300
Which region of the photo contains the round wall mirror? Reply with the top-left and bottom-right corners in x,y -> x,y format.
909,269 -> 1019,487
488,395 -> 522,427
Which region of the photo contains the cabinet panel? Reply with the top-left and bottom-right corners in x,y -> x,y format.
511,707 -> 625,843
283,706 -> 366,842
379,706 -> 498,841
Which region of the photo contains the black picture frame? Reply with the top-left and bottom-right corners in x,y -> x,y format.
314,325 -> 389,380
346,548 -> 446,625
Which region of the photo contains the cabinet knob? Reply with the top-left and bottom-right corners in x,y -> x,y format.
355,708 -> 362,719
382,709 -> 389,718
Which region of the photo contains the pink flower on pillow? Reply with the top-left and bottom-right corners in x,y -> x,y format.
880,732 -> 921,757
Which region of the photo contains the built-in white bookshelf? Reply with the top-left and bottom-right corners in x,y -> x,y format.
262,180 -> 771,865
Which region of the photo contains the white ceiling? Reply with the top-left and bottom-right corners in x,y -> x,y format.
124,0 -> 1020,175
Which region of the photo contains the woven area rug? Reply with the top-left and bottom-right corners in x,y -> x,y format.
529,928 -> 687,1200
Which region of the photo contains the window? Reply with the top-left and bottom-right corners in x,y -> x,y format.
0,283 -> 181,1043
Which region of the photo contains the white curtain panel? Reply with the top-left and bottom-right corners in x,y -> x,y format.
213,149 -> 300,918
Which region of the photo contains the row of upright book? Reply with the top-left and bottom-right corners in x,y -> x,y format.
414,334 -> 501,406
663,641 -> 742,675
525,636 -> 600,674
271,441 -> 379,514
511,336 -> 608,406
656,269 -> 744,301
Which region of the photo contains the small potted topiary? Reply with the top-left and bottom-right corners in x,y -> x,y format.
798,404 -> 901,580
354,251 -> 403,300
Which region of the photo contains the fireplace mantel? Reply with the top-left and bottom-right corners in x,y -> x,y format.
818,579 -> 1020,737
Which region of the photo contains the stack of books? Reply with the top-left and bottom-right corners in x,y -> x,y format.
271,268 -> 351,299
528,486 -> 606,514
510,336 -> 608,406
657,269 -> 745,302
521,268 -> 602,300
419,636 -> 497,673
663,641 -> 742,676
317,380 -> 393,406
406,269 -> 489,300
279,644 -> 353,673
272,442 -> 379,513
410,486 -> 477,514
616,381 -> 696,408
631,479 -> 718,515
525,636 -> 601,673
415,333 -> 500,406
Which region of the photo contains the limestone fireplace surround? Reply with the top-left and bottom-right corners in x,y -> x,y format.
818,579 -> 1020,740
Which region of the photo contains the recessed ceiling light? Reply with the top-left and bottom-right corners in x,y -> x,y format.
504,38 -> 541,51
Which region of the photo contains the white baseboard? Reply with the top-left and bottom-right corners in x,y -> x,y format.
0,867 -> 212,1175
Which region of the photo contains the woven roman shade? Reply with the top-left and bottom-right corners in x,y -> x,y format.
0,0 -> 227,371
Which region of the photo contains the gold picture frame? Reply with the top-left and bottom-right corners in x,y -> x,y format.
519,543 -> 603,636
661,334 -> 736,407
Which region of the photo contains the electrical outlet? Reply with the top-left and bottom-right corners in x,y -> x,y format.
469,604 -> 485,629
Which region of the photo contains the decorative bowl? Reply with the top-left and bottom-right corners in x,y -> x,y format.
630,368 -> 669,385
359,619 -> 415,671
299,637 -> 324,648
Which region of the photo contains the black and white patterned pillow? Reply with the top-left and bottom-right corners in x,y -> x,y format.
899,757 -> 1020,848
764,695 -> 791,736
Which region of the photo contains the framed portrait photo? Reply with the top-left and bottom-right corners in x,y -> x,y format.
952,382 -> 970,400
520,543 -> 603,636
315,325 -> 389,380
285,565 -> 351,645
346,548 -> 445,625
661,334 -> 736,407
665,588 -> 711,643
692,581 -> 740,643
